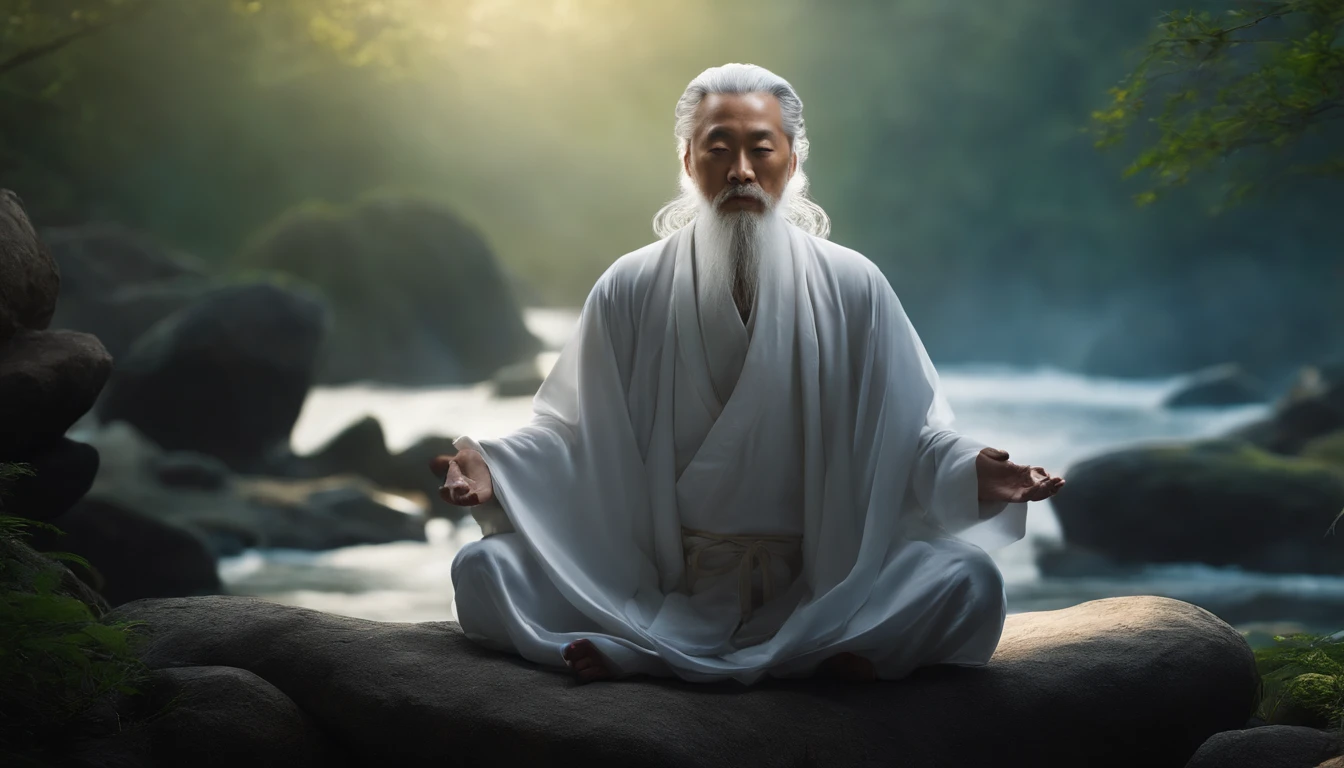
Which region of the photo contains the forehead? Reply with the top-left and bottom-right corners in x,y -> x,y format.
693,92 -> 784,137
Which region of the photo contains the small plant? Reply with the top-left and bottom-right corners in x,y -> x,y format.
0,463 -> 149,763
1255,631 -> 1344,730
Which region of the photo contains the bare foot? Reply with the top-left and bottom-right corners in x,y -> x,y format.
819,652 -> 877,682
562,639 -> 614,683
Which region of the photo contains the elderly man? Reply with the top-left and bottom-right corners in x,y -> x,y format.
431,63 -> 1063,684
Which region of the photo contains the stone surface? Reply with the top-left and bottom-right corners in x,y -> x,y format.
0,189 -> 60,343
1231,370 -> 1344,455
80,421 -> 426,557
44,222 -> 213,362
0,532 -> 109,614
152,451 -> 232,491
1185,726 -> 1341,768
1050,440 -> 1344,574
268,417 -> 462,518
143,666 -> 326,767
110,595 -> 1258,768
0,437 -> 100,522
0,329 -> 112,461
1164,364 -> 1268,408
35,498 -> 222,606
96,281 -> 328,470
492,359 -> 545,398
237,195 -> 540,385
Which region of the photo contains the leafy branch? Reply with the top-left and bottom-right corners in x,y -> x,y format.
1093,0 -> 1344,208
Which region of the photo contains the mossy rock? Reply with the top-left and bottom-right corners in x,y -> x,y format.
1050,439 -> 1344,574
1261,670 -> 1343,729
1301,431 -> 1344,472
237,195 -> 540,385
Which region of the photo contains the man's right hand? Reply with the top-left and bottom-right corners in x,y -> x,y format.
430,448 -> 495,507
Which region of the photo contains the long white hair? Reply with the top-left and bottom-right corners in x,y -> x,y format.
652,63 -> 831,240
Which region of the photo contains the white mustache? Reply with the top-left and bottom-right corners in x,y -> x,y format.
714,184 -> 773,208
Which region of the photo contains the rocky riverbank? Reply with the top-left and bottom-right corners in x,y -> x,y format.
96,594 -> 1260,768
1039,362 -> 1344,582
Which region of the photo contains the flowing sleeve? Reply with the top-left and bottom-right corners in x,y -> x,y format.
856,264 -> 1028,553
908,425 -> 1028,551
446,257 -> 664,623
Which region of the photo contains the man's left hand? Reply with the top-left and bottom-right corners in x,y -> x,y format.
976,447 -> 1064,503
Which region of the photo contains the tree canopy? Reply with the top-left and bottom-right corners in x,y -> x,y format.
1094,0 -> 1343,208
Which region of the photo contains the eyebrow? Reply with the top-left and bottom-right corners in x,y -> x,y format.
705,127 -> 779,142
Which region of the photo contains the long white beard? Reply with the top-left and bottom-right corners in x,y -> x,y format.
694,185 -> 788,318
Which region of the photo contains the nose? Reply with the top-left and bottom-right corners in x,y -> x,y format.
728,151 -> 756,185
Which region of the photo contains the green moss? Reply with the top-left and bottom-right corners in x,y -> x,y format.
1302,432 -> 1344,472
1148,440 -> 1344,479
0,464 -> 150,763
1254,633 -> 1344,730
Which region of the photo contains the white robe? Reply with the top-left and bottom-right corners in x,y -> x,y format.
450,217 -> 1028,684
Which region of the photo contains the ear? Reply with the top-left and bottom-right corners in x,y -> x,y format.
788,151 -> 798,180
682,149 -> 692,178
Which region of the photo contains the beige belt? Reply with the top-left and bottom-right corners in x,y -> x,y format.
681,527 -> 802,622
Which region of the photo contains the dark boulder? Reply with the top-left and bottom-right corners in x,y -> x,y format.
44,222 -> 214,362
109,595 -> 1256,768
268,417 -> 463,518
1184,726 -> 1341,768
1231,368 -> 1344,455
82,421 -> 426,556
1164,364 -> 1269,408
0,437 -> 100,522
97,281 -> 329,470
1050,440 -> 1344,574
142,666 -> 328,768
238,478 -> 427,550
0,531 -> 109,614
38,498 -> 221,606
0,189 -> 60,343
237,195 -> 540,385
152,451 -> 232,492
492,359 -> 545,398
0,329 -> 112,460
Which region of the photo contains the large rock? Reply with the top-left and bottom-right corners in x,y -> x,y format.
269,416 -> 462,517
237,196 -> 541,385
0,189 -> 60,343
1051,440 -> 1344,574
80,421 -> 426,556
0,437 -> 100,522
143,666 -> 327,767
1185,726 -> 1341,768
0,329 -> 112,460
1164,364 -> 1268,409
108,595 -> 1257,767
96,281 -> 329,470
0,531 -> 109,614
44,222 -> 213,361
1231,369 -> 1344,455
37,498 -> 222,606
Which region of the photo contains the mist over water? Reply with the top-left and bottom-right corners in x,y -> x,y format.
221,309 -> 1340,639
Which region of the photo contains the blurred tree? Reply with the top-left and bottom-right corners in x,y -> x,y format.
1093,0 -> 1344,208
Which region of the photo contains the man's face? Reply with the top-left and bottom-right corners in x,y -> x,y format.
684,92 -> 797,214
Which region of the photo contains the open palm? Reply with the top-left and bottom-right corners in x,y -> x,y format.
430,448 -> 495,507
976,447 -> 1064,503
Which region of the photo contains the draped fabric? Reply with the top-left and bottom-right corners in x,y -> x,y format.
451,217 -> 1027,683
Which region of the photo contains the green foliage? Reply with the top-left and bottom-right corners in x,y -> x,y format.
0,463 -> 148,762
1094,1 -> 1344,208
1255,632 -> 1344,729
